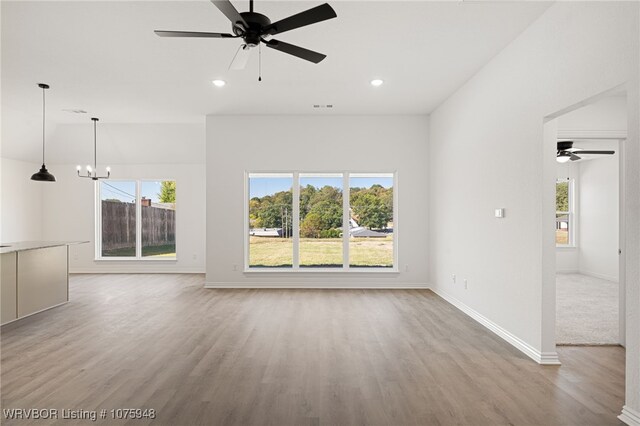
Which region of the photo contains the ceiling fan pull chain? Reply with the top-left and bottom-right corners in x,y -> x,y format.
258,42 -> 262,82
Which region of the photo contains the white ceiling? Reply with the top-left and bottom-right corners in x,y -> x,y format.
1,1 -> 551,162
2,1 -> 551,121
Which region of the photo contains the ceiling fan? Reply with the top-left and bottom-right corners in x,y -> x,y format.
557,141 -> 615,163
155,0 -> 337,70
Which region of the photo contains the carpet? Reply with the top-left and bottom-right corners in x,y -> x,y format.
556,273 -> 619,345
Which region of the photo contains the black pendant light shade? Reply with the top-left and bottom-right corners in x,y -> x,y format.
31,83 -> 56,182
31,164 -> 56,182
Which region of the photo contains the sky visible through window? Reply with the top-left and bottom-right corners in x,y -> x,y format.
250,177 -> 393,198
100,181 -> 164,203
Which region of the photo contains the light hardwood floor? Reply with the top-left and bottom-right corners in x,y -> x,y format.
1,274 -> 625,425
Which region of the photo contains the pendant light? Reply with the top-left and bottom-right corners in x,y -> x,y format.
31,83 -> 56,182
77,117 -> 110,181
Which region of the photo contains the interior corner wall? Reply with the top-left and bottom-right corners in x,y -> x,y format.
428,0 -> 638,399
0,157 -> 44,242
578,153 -> 619,282
205,115 -> 429,288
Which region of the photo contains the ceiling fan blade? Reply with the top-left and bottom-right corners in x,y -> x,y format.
263,3 -> 337,36
229,44 -> 252,70
210,0 -> 248,28
155,30 -> 235,38
572,150 -> 615,155
570,153 -> 582,161
263,39 -> 326,63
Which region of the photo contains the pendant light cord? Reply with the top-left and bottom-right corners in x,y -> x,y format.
94,119 -> 97,171
42,86 -> 46,164
258,43 -> 262,82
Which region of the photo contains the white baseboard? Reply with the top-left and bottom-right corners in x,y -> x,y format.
432,287 -> 561,365
579,269 -> 618,283
620,406 -> 640,426
71,269 -> 205,274
556,269 -> 579,274
205,282 -> 430,289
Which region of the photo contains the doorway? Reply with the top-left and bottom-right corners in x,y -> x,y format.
555,138 -> 621,344
544,89 -> 627,351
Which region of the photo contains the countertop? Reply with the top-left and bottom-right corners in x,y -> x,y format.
0,241 -> 88,255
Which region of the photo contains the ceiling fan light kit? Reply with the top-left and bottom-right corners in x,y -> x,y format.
155,0 -> 337,76
556,140 -> 615,163
31,83 -> 57,182
77,117 -> 110,181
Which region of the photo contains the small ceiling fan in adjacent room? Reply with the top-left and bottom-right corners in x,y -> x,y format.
154,0 -> 337,70
556,141 -> 615,163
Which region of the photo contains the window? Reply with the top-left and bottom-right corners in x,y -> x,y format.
248,174 -> 293,268
349,174 -> 394,267
97,180 -> 176,259
246,172 -> 396,271
299,174 -> 343,268
556,179 -> 574,246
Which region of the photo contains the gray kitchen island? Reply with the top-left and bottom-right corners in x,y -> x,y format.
0,241 -> 86,325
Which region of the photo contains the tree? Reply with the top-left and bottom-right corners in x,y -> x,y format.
308,201 -> 342,230
352,193 -> 389,229
158,181 -> 176,203
556,181 -> 569,211
300,212 -> 324,238
299,185 -> 317,219
249,198 -> 264,228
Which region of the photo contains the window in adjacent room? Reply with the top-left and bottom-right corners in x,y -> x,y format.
556,179 -> 574,246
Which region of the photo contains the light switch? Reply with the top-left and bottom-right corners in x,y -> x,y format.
495,208 -> 505,218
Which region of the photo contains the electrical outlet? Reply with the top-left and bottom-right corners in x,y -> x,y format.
452,274 -> 456,283
405,265 -> 409,272
192,253 -> 197,260
233,264 -> 238,272
464,279 -> 468,290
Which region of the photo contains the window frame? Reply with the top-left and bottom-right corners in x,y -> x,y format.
95,179 -> 177,261
244,171 -> 398,273
556,178 -> 576,248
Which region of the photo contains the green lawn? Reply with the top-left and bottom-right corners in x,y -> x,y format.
249,236 -> 393,268
102,244 -> 176,258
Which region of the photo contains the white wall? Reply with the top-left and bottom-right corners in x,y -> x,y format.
0,158 -> 44,242
206,115 -> 428,288
428,2 -> 639,417
557,96 -> 628,135
579,152 -> 619,282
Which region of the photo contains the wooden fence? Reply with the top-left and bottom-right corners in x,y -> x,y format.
101,200 -> 175,250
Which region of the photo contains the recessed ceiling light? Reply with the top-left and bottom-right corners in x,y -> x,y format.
212,80 -> 226,87
370,79 -> 384,87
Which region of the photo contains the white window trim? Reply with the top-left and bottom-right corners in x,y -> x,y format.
244,171 -> 398,273
556,178 -> 576,248
95,179 -> 177,261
